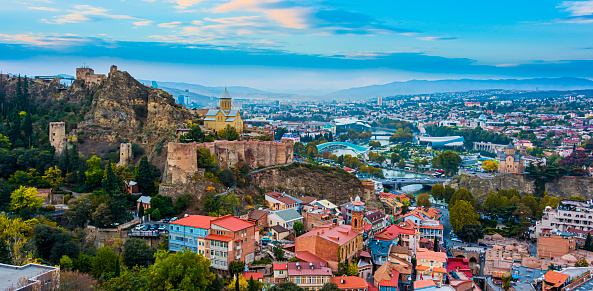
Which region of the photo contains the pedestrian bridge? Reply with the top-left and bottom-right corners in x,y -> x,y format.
376,177 -> 449,190
316,142 -> 370,154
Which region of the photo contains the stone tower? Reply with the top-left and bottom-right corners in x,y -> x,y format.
351,196 -> 365,233
118,143 -> 133,166
109,65 -> 118,78
49,122 -> 66,155
220,87 -> 232,111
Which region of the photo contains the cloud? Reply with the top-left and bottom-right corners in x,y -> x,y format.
556,1 -> 593,23
133,20 -> 154,26
169,0 -> 205,9
213,0 -> 312,29
495,64 -> 519,67
27,6 -> 60,12
0,33 -> 90,47
158,21 -> 183,28
46,5 -> 135,24
416,36 -> 457,41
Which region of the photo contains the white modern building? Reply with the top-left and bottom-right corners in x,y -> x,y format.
533,200 -> 593,239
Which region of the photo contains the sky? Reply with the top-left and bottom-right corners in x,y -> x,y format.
0,0 -> 592,91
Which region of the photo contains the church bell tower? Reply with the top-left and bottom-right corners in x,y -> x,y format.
351,196 -> 365,233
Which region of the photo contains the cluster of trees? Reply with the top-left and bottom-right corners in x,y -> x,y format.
179,124 -> 215,143
368,151 -> 386,164
389,127 -> 414,143
482,160 -> 498,172
448,188 -> 482,243
300,132 -> 334,143
337,129 -> 372,142
431,151 -> 462,176
372,118 -> 417,132
294,141 -> 320,158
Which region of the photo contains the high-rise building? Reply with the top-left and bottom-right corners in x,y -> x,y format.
377,97 -> 383,106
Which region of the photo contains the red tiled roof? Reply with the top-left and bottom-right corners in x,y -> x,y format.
420,224 -> 444,230
204,234 -> 233,242
379,270 -> 399,287
545,271 -> 570,287
330,276 -> 369,290
417,250 -> 447,262
273,264 -> 287,270
299,224 -> 360,246
242,272 -> 263,281
170,215 -> 216,229
295,251 -> 327,264
266,191 -> 298,205
414,279 -> 436,289
212,215 -> 255,231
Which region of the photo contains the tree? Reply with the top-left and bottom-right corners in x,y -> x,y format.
10,186 -> 43,212
85,155 -> 104,188
433,237 -> 439,252
320,282 -> 341,291
417,193 -> 431,209
397,159 -> 406,169
219,168 -> 236,187
390,152 -> 401,164
269,282 -> 304,291
102,266 -> 148,291
432,151 -> 462,176
431,184 -> 444,201
449,200 -> 479,233
585,233 -> 593,251
34,224 -> 79,264
368,141 -> 381,149
102,163 -> 120,194
305,142 -> 319,158
147,249 -> 215,290
136,156 -> 157,196
273,245 -> 285,260
60,270 -> 98,291
247,276 -> 263,291
449,188 -> 475,208
575,258 -> 589,267
457,224 -> 484,243
123,238 -> 154,268
294,142 -> 305,156
219,124 -> 240,141
502,274 -> 512,291
482,160 -> 498,172
91,246 -> 120,280
345,260 -> 359,276
60,255 -> 73,270
443,186 -> 455,203
179,125 -> 206,143
227,274 -> 248,291
293,221 -> 304,235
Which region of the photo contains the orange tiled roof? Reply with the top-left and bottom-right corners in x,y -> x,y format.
416,265 -> 430,271
170,215 -> 216,229
212,215 -> 255,231
273,263 -> 287,270
417,250 -> 447,262
545,271 -> 570,287
414,279 -> 436,289
330,276 -> 369,289
204,234 -> 233,242
433,267 -> 447,273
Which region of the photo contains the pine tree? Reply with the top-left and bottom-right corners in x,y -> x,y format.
15,75 -> 22,110
22,111 -> 32,147
585,233 -> 592,251
102,163 -> 119,194
136,156 -> 155,196
114,257 -> 120,277
22,76 -> 29,111
434,237 -> 439,252
61,147 -> 71,174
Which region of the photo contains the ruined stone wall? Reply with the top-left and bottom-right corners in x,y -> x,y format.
165,140 -> 294,184
49,122 -> 66,154
545,176 -> 593,200
76,67 -> 106,85
166,142 -> 199,184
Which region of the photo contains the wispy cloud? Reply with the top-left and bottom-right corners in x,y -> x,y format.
416,36 -> 457,41
213,0 -> 312,29
27,6 -> 60,12
45,5 -> 135,24
158,21 -> 183,28
495,63 -> 519,67
133,20 -> 154,26
557,0 -> 593,23
0,33 -> 90,46
168,0 -> 205,10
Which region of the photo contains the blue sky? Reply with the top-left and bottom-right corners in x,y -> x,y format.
0,0 -> 592,90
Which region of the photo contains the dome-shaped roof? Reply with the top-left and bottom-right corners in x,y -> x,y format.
493,245 -> 504,251
505,245 -> 516,252
355,196 -> 361,202
493,233 -> 504,240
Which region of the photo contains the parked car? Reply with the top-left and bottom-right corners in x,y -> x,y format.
135,224 -> 145,230
170,217 -> 178,222
142,225 -> 150,231
158,225 -> 166,231
452,238 -> 462,243
151,224 -> 159,230
163,218 -> 171,223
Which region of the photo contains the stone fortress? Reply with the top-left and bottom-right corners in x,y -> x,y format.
165,139 -> 294,184
76,65 -> 119,86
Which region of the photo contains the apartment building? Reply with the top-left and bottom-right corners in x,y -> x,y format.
536,230 -> 576,259
534,200 -> 593,238
265,191 -> 300,211
419,220 -> 443,241
287,262 -> 333,290
415,248 -> 447,285
169,214 -> 257,272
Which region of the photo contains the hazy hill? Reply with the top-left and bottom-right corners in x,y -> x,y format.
323,77 -> 593,99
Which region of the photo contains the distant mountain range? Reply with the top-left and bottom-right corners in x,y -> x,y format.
323,77 -> 593,99
132,77 -> 593,103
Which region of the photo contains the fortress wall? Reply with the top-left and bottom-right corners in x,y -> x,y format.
165,140 -> 294,184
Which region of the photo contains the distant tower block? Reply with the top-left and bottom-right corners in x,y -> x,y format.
49,122 -> 66,154
119,143 -> 133,166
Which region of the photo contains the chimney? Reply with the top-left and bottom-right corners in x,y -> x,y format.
341,279 -> 345,284
310,262 -> 314,270
297,262 -> 300,269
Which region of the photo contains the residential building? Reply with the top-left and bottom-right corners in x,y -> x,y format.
169,215 -> 215,253
268,208 -> 303,230
413,280 -> 436,291
136,196 -> 151,212
534,201 -> 593,237
544,271 -> 570,290
271,225 -> 290,240
536,230 -> 576,259
374,224 -> 419,254
1,263 -> 60,291
203,88 -> 244,133
265,191 -> 300,211
415,248 -> 447,285
331,276 -> 369,291
295,224 -> 364,271
273,263 -> 288,283
244,209 -> 268,229
357,251 -> 373,280
317,199 -> 339,212
286,262 -> 333,290
302,205 -> 343,231
204,215 -> 257,271
364,210 -> 389,236
418,220 -> 443,241
373,262 -> 401,291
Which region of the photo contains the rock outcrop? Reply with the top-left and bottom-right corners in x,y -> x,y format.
244,163 -> 365,206
449,174 -> 536,200
545,176 -> 593,200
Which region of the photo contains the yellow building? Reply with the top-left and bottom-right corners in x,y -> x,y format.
204,88 -> 243,133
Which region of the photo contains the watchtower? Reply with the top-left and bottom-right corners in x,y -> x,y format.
119,143 -> 133,166
49,122 -> 66,154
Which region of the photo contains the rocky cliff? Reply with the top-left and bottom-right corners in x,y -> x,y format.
75,67 -> 191,166
242,163 -> 366,206
450,174 -> 593,200
449,174 -> 536,200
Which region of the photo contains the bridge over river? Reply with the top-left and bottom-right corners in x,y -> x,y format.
375,177 -> 449,190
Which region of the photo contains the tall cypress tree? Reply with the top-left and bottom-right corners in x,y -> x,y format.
102,163 -> 119,194
22,111 -> 33,147
136,156 -> 155,196
22,76 -> 29,111
15,75 -> 22,111
585,233 -> 592,251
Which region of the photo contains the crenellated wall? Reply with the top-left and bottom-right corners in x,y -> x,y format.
165,139 -> 294,184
